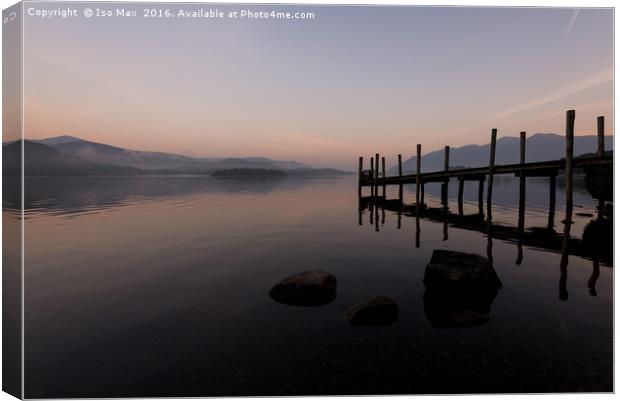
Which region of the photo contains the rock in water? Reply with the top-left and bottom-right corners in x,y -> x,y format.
345,296 -> 399,326
269,271 -> 337,306
423,250 -> 502,328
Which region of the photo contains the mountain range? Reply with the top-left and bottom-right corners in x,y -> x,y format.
3,136 -> 348,176
389,133 -> 614,174
32,135 -> 309,171
3,133 -> 613,177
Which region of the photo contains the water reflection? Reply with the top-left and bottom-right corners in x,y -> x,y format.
15,176 -> 613,396
4,176 -> 324,217
358,174 -> 613,308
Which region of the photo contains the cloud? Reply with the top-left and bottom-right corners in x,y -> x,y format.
490,68 -> 613,120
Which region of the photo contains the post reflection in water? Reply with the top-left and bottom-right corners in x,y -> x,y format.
357,173 -> 612,304
588,257 -> 601,296
559,221 -> 571,301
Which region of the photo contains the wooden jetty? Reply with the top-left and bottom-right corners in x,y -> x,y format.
358,111 -> 612,227
356,110 -> 613,277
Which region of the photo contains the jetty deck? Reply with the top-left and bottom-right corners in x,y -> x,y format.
358,111 -> 612,222
365,156 -> 612,186
356,110 -> 613,290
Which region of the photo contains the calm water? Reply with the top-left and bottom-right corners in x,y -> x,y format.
11,176 -> 612,397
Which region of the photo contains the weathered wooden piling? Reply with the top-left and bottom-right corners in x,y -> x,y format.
477,178 -> 484,216
381,156 -> 386,197
374,153 -> 379,197
358,157 -> 363,179
416,144 -> 421,210
518,132 -> 526,235
486,129 -> 497,223
597,116 -> 605,157
564,110 -> 575,224
597,116 -> 605,220
358,156 -> 363,197
457,176 -> 464,215
370,157 -> 375,197
398,154 -> 403,201
441,146 -> 450,208
516,131 -> 526,266
548,174 -> 556,231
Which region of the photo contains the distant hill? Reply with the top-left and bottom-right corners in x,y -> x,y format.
3,139 -> 350,177
390,133 -> 614,174
3,141 -> 142,176
32,136 -> 310,172
212,168 -> 287,178
287,168 -> 354,177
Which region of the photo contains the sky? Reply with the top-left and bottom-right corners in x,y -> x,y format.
21,3 -> 613,169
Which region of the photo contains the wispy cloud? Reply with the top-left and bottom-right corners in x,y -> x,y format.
491,68 -> 613,120
561,9 -> 580,48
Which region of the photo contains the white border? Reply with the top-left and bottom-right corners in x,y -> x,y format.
0,1 -> 616,401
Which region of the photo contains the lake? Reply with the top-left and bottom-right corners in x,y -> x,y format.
9,175 -> 612,397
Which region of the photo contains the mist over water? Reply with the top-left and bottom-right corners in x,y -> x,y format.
15,176 -> 612,397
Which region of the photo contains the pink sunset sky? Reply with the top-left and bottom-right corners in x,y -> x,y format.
21,5 -> 613,169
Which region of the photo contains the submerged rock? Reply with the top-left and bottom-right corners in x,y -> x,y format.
423,250 -> 501,329
582,218 -> 613,263
269,270 -> 337,306
345,296 -> 399,326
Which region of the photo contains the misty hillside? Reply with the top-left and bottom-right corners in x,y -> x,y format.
3,141 -> 142,176
390,133 -> 614,174
33,136 -> 310,172
3,139 -> 349,177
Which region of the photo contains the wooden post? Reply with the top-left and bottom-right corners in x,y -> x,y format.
381,156 -> 386,197
416,144 -> 421,211
548,174 -> 556,231
358,157 -> 363,180
398,154 -> 403,202
478,178 -> 484,216
441,146 -> 449,208
370,157 -> 375,197
597,116 -> 605,220
374,153 -> 379,198
518,132 -> 526,234
516,131 -> 526,266
458,177 -> 464,216
597,116 -> 605,157
486,129 -> 497,223
564,110 -> 575,224
358,156 -> 363,198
